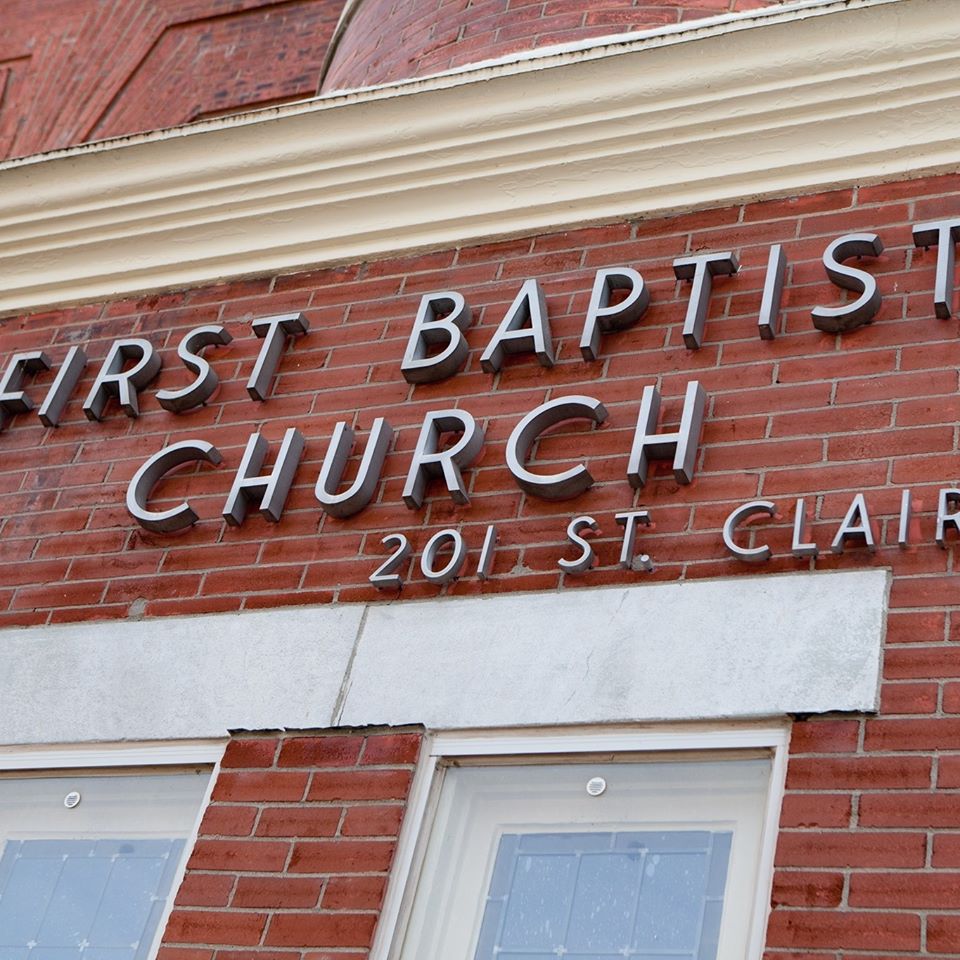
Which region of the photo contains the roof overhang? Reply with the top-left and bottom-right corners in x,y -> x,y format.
0,0 -> 946,315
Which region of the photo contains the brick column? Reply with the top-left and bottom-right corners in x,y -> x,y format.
160,728 -> 422,960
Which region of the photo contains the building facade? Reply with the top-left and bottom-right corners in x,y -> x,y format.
0,0 -> 957,957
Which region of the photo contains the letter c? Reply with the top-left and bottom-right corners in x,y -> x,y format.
506,396 -> 608,501
722,500 -> 776,563
127,440 -> 222,533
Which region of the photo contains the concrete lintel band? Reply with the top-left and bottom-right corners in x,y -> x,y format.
0,570 -> 888,745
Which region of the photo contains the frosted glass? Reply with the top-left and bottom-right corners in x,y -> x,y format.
632,852 -> 708,951
500,854 -> 577,950
0,768 -> 208,960
474,830 -> 732,960
0,839 -> 184,960
0,857 -> 61,941
88,854 -> 168,946
567,853 -> 641,952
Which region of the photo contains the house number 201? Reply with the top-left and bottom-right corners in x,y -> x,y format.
368,509 -> 656,589
369,525 -> 499,589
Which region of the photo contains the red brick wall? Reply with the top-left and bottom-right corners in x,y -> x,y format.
160,729 -> 421,960
0,0 -> 342,160
0,0 -> 785,158
1,174 -> 959,621
4,172 -> 960,955
771,715 -> 960,955
322,0 -> 785,90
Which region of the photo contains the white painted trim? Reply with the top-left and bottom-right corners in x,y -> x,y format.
0,740 -> 225,770
0,0 -> 946,315
0,0 -> 900,170
370,723 -> 790,960
432,724 -> 792,758
749,728 -> 791,960
147,745 -> 224,960
372,737 -> 442,960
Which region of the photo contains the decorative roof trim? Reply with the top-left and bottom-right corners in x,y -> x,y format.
0,0 -> 944,315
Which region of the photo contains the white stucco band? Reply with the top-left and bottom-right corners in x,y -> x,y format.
337,569 -> 889,728
2,606 -> 364,745
0,569 -> 888,745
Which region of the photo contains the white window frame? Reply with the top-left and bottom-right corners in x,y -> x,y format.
0,739 -> 226,960
371,722 -> 790,960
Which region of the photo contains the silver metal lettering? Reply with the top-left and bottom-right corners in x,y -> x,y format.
157,325 -> 233,413
830,492 -> 875,553
38,346 -> 87,427
401,292 -> 472,384
0,351 -> 51,430
616,510 -> 653,571
673,251 -> 738,350
791,498 -> 818,558
506,395 -> 608,500
127,439 -> 222,533
420,528 -> 468,584
758,245 -> 786,341
580,267 -> 650,361
558,515 -> 598,574
936,488 -> 960,547
477,524 -> 497,580
480,278 -> 554,372
83,339 -> 162,421
627,381 -> 706,488
402,409 -> 484,509
722,500 -> 776,563
913,218 -> 960,319
369,533 -> 411,590
898,489 -> 912,548
247,312 -> 309,401
811,233 -> 884,333
222,427 -> 305,525
315,418 -> 393,518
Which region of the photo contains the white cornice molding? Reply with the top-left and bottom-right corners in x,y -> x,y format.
0,0 -> 945,315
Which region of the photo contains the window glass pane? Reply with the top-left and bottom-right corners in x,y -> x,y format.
399,755 -> 771,960
0,838 -> 183,959
0,770 -> 208,960
474,830 -> 732,960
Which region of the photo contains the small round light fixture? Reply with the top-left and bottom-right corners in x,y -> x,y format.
63,791 -> 81,809
585,776 -> 607,797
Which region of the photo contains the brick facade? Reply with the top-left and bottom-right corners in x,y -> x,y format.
0,0 -> 782,159
4,171 -> 960,954
0,0 -> 341,160
160,730 -> 421,960
323,0 -> 785,90
1,174 -> 958,619
0,1 -> 953,957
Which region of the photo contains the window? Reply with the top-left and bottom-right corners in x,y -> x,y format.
375,727 -> 787,960
0,743 -> 220,960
